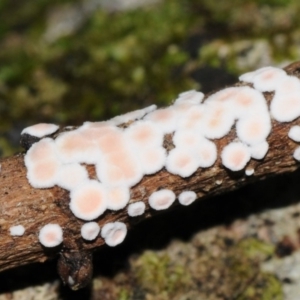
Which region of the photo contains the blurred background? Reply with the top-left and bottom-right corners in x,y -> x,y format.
0,0 -> 299,157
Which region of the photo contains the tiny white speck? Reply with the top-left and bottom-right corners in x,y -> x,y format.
245,167 -> 254,176
9,225 -> 25,236
215,179 -> 223,185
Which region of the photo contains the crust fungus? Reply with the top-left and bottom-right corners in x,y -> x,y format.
127,201 -> 146,217
221,142 -> 251,171
39,224 -> 63,247
81,222 -> 100,241
69,180 -> 107,221
178,191 -> 197,206
144,107 -> 178,134
18,62 -> 300,290
106,185 -> 130,211
101,222 -> 127,247
148,189 -> 176,210
249,141 -> 269,160
166,148 -> 199,177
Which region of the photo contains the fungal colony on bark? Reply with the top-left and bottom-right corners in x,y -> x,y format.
12,66 -> 300,249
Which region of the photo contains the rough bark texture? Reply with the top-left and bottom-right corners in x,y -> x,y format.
1,61 -> 300,289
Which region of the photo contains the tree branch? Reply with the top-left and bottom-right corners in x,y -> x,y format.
1,61 -> 300,289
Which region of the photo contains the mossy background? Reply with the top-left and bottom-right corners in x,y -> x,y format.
1,0 -> 300,156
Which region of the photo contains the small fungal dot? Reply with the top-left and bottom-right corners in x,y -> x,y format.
39,224 -> 63,247
9,225 -> 25,236
148,189 -> 176,210
128,201 -> 146,217
81,222 -> 100,241
215,179 -> 223,185
101,222 -> 127,247
293,147 -> 300,161
245,167 -> 254,176
178,191 -> 197,206
288,126 -> 300,142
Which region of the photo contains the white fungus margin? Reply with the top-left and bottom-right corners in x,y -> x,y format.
81,222 -> 100,241
39,224 -> 63,247
148,189 -> 176,210
101,222 -> 127,247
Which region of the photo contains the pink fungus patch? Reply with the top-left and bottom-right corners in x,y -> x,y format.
55,131 -> 99,164
96,129 -> 125,155
202,104 -> 234,139
271,92 -> 300,122
39,224 -> 63,247
148,189 -> 176,210
70,180 -> 107,221
173,130 -> 203,149
125,120 -> 163,148
144,107 -> 177,134
178,191 -> 197,206
101,222 -> 127,247
177,105 -> 206,132
110,105 -> 157,125
194,139 -> 217,168
174,90 -> 204,105
206,87 -> 238,104
236,114 -> 271,145
106,185 -> 130,211
25,138 -> 57,165
81,222 -> 100,241
21,123 -> 59,138
252,67 -> 286,92
27,158 -> 60,188
56,163 -> 89,191
249,141 -> 269,160
138,147 -> 166,175
127,201 -> 146,217
166,148 -> 199,177
221,142 -> 251,171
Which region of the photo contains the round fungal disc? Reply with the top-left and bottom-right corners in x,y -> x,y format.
101,222 -> 127,247
26,157 -> 61,189
236,113 -> 271,146
81,222 -> 100,241
178,191 -> 197,206
128,201 -> 146,217
70,180 -> 107,221
106,185 -> 130,211
148,189 -> 176,210
39,224 -> 63,247
249,141 -> 269,160
221,142 -> 251,171
56,163 -> 89,191
166,148 -> 199,177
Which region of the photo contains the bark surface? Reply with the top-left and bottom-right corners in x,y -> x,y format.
1,61 -> 300,289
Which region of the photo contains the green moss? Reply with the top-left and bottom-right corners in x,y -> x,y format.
133,250 -> 192,296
